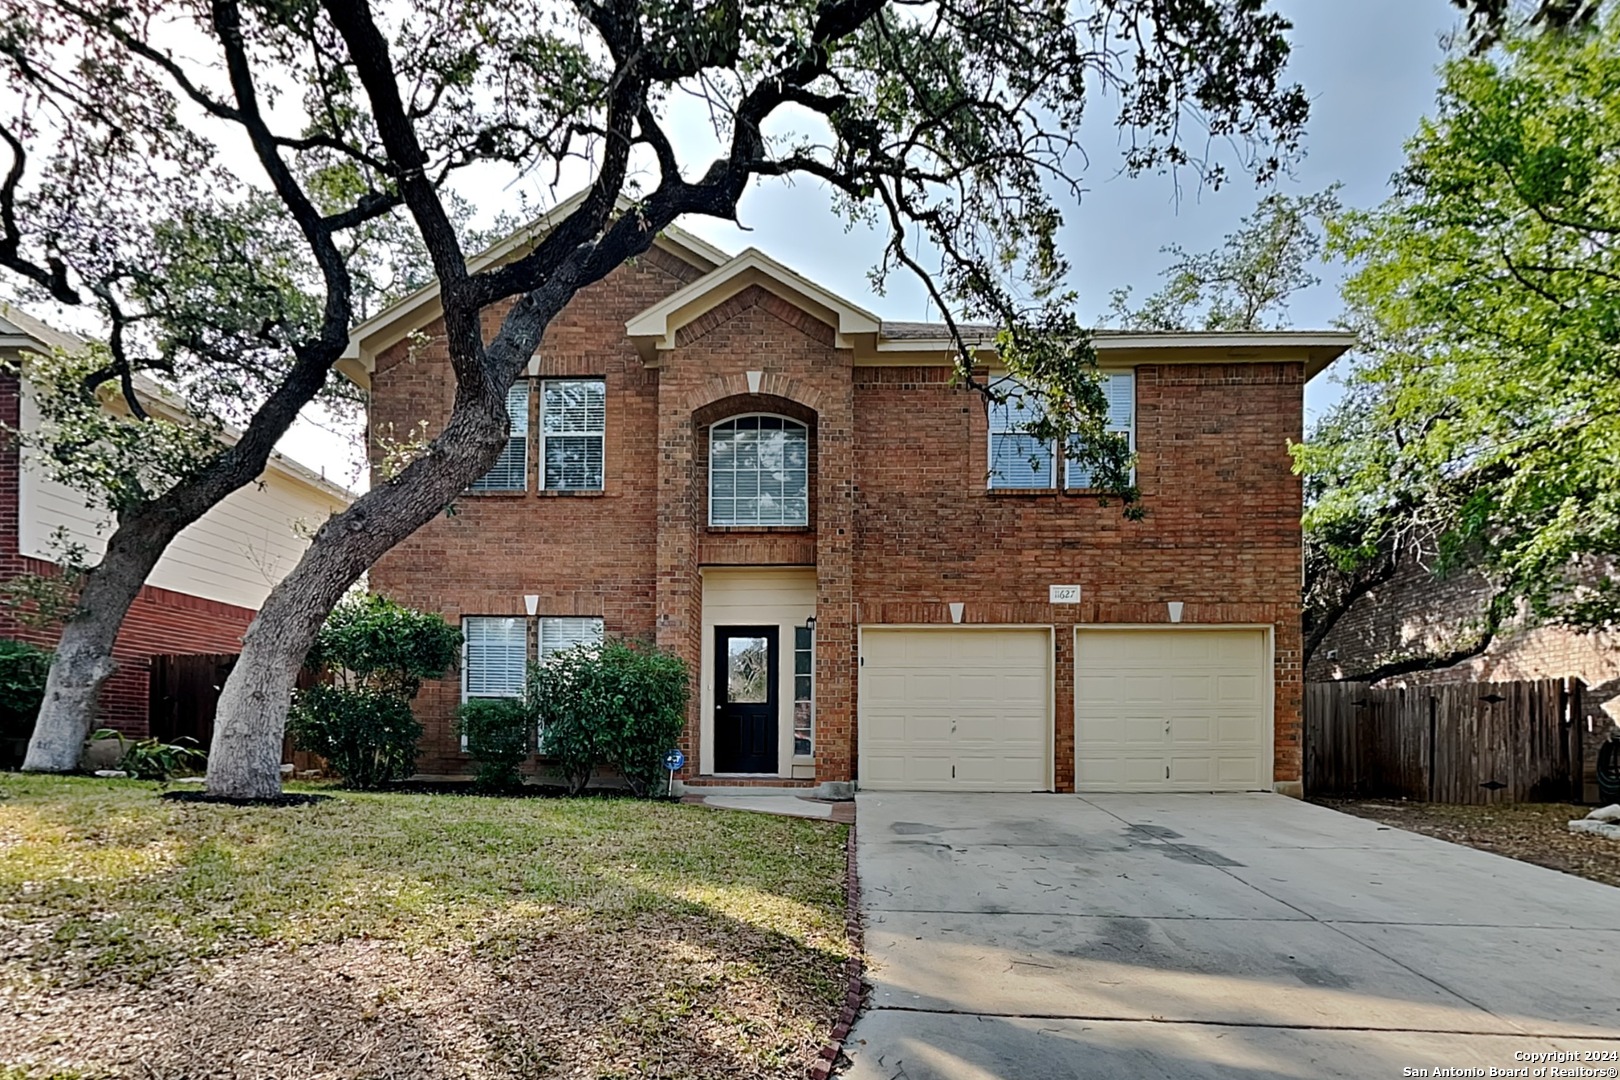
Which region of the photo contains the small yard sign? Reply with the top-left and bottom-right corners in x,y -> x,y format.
1049,585 -> 1082,604
664,749 -> 685,772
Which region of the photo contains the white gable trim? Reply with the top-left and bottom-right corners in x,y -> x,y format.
624,248 -> 882,362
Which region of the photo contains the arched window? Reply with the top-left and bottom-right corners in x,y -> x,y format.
709,415 -> 809,526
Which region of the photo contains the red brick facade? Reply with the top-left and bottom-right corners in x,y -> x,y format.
0,374 -> 256,736
369,246 -> 1314,792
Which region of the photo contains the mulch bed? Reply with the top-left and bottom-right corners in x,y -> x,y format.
1313,798 -> 1620,889
159,790 -> 333,808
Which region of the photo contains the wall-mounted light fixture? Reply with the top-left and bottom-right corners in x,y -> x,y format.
805,615 -> 816,633
524,594 -> 540,617
1167,601 -> 1184,624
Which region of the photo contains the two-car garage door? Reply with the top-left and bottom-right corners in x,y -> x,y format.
858,626 -> 1270,793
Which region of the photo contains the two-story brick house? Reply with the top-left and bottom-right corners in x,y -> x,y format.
344,219 -> 1352,796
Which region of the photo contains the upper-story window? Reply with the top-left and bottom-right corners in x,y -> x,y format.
464,378 -> 607,494
469,382 -> 531,492
710,415 -> 809,526
1066,371 -> 1135,490
987,383 -> 1054,489
987,371 -> 1135,490
541,379 -> 606,491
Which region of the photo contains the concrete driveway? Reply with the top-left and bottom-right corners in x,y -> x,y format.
842,793 -> 1620,1079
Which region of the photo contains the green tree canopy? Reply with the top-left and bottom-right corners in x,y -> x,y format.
1298,4 -> 1620,674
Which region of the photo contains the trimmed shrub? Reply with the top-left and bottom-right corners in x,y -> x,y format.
288,686 -> 422,789
291,594 -> 460,788
531,638 -> 689,797
457,697 -> 531,792
0,638 -> 51,740
306,594 -> 463,699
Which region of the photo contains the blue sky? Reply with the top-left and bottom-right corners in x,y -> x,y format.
292,0 -> 1465,484
661,0 -> 1462,417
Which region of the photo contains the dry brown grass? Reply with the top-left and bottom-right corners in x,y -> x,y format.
0,775 -> 851,1079
1313,797 -> 1620,890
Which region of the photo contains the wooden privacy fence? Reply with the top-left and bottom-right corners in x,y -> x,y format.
149,653 -> 322,770
1305,678 -> 1584,804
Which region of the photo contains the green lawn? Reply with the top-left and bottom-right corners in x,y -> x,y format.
0,775 -> 851,1080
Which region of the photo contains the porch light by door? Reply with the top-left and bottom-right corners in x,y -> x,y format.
804,615 -> 816,633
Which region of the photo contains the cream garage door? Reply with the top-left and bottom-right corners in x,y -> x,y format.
1075,628 -> 1270,792
860,628 -> 1052,791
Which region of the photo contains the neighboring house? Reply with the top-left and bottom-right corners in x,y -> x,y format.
1307,551 -> 1620,793
345,219 -> 1352,796
0,304 -> 354,735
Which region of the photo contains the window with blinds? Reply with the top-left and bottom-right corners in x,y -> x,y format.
469,382 -> 530,491
987,383 -> 1055,489
539,616 -> 604,659
541,380 -> 605,491
710,415 -> 810,526
463,616 -> 527,698
793,625 -> 814,758
1066,372 -> 1136,489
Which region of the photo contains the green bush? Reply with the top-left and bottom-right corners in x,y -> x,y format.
531,638 -> 689,797
306,594 -> 463,699
90,729 -> 207,781
0,638 -> 51,740
288,686 -> 422,789
291,594 -> 460,788
457,697 -> 532,792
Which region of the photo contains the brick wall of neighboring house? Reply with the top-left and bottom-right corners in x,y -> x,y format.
0,373 -> 256,737
1307,556 -> 1620,715
370,240 -> 1310,789
1307,554 -> 1620,798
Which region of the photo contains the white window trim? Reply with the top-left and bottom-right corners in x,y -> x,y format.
793,624 -> 815,761
539,378 -> 606,492
708,413 -> 811,527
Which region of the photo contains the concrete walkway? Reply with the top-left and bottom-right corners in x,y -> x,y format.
844,793 -> 1620,1079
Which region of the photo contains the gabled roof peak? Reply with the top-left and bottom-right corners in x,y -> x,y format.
624,247 -> 882,361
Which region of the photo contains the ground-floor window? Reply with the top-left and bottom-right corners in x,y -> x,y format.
462,616 -> 527,699
793,624 -> 814,757
539,616 -> 604,660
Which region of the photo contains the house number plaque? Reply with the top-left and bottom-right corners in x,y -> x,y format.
1049,585 -> 1082,604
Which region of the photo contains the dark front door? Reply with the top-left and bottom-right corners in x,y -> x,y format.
715,626 -> 778,774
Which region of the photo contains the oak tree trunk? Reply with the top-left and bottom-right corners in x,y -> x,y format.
206,400 -> 508,798
22,517 -> 179,771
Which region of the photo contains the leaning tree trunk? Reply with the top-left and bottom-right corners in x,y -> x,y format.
22,515 -> 184,771
206,401 -> 508,798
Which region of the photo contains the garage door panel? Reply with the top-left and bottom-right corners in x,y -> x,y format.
859,628 -> 1052,792
1076,628 -> 1270,793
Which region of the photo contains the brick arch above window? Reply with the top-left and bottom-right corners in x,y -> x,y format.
686,373 -> 825,417
691,390 -> 817,431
